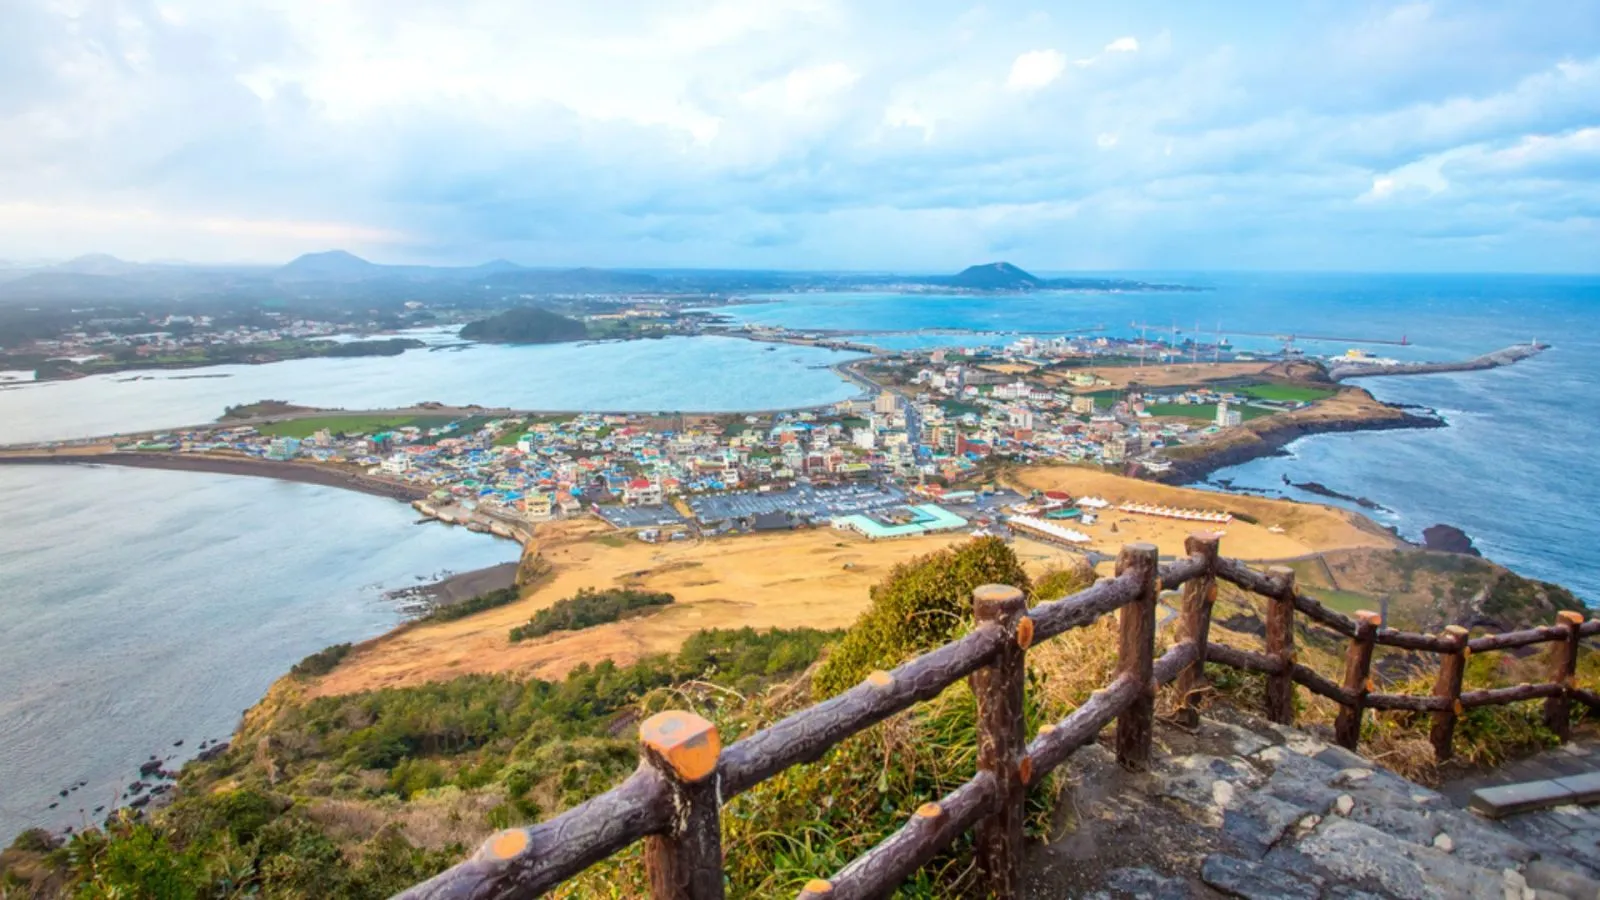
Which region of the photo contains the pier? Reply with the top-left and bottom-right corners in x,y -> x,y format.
1327,341 -> 1549,381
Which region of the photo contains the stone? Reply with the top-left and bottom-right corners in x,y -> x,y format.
1335,795 -> 1355,816
1207,720 -> 1273,758
1223,792 -> 1314,857
1200,853 -> 1318,900
1296,818 -> 1502,900
1348,804 -> 1441,845
1427,808 -> 1538,870
1433,833 -> 1455,853
1471,780 -> 1575,819
1524,859 -> 1600,899
1103,866 -> 1189,900
1314,745 -> 1370,771
1334,767 -> 1375,787
1551,772 -> 1600,805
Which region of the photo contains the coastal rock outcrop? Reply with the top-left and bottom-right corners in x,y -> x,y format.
1422,524 -> 1481,557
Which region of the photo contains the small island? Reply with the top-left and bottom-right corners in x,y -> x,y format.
458,307 -> 589,344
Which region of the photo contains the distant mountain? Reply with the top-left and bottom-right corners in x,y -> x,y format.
469,259 -> 526,274
276,250 -> 384,282
49,254 -> 148,277
459,306 -> 589,344
947,262 -> 1044,290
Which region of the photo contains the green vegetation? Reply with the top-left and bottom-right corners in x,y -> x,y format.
937,399 -> 985,419
814,537 -> 1030,697
290,643 -> 353,678
459,307 -> 588,344
510,587 -> 674,642
1232,382 -> 1337,403
256,414 -> 456,439
0,627 -> 837,899
1303,586 -> 1376,616
420,587 -> 520,625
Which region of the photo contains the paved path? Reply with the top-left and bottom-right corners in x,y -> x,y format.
1022,712 -> 1600,898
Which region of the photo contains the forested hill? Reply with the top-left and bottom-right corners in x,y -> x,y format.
458,307 -> 588,343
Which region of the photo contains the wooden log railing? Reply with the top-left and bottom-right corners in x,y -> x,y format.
397,536 -> 1597,900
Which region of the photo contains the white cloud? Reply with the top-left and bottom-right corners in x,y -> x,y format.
1007,49 -> 1066,90
1097,133 -> 1120,149
1105,36 -> 1140,53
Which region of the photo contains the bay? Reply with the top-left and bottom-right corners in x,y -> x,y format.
0,465 -> 519,840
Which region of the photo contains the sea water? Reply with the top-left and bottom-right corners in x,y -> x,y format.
0,335 -> 864,444
0,465 -> 519,839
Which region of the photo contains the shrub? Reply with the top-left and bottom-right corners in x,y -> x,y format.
509,588 -> 674,642
420,587 -> 519,624
290,643 -> 353,678
813,537 -> 1030,698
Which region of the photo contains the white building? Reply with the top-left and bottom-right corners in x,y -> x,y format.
1216,401 -> 1242,428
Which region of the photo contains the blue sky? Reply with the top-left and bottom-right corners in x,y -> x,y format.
1,1 -> 1597,272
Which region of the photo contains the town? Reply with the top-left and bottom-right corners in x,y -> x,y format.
88,334 -> 1341,550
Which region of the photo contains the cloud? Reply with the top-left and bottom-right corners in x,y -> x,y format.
1006,50 -> 1066,90
0,0 -> 1596,271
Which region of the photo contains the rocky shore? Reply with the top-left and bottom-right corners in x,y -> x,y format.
1159,407 -> 1446,486
0,452 -> 427,502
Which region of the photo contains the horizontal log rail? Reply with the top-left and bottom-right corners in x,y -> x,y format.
397,538 -> 1595,900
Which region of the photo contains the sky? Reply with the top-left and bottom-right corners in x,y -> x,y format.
1,0 -> 1598,272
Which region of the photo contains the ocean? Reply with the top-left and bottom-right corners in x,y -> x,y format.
0,465 -> 519,839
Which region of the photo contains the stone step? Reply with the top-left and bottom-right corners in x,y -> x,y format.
1470,772 -> 1600,819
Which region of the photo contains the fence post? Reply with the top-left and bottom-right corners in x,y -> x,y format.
639,711 -> 724,900
1543,611 -> 1586,741
1429,625 -> 1470,761
1264,566 -> 1297,726
1333,611 -> 1381,750
1175,533 -> 1221,728
1115,543 -> 1160,771
971,584 -> 1028,900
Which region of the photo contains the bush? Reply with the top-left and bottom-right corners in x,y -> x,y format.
509,588 -> 674,642
290,643 -> 352,678
420,586 -> 519,624
813,537 -> 1030,698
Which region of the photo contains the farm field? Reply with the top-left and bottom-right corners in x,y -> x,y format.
256,414 -> 461,439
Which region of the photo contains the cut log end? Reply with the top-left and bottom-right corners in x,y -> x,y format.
801,878 -> 834,896
1556,610 -> 1585,626
1019,755 -> 1034,785
914,802 -> 943,819
1356,610 -> 1382,626
485,828 -> 529,861
639,710 -> 721,783
1017,616 -> 1035,649
1443,625 -> 1470,638
865,670 -> 894,688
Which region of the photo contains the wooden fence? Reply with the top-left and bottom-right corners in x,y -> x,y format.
396,535 -> 1599,900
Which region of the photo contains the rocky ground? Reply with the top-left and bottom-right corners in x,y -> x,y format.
1022,710 -> 1599,899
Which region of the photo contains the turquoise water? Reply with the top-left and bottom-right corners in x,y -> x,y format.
0,335 -> 864,444
0,465 -> 519,839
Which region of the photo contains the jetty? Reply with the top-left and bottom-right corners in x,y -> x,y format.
1328,341 -> 1548,381
396,537 -> 1600,900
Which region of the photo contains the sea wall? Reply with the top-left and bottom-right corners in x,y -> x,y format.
0,452 -> 428,502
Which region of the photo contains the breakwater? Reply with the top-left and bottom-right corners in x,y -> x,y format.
0,452 -> 427,502
1327,341 -> 1548,381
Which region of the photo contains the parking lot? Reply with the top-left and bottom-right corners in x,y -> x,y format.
595,505 -> 690,529
688,483 -> 906,524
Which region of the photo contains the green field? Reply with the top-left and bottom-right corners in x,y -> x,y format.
1232,382 -> 1337,403
1303,586 -> 1376,616
256,414 -> 457,439
1144,402 -> 1273,422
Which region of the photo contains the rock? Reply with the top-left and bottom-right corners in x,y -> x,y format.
1201,853 -> 1319,900
1422,524 -> 1481,556
1224,792 -> 1316,856
138,759 -> 163,777
1297,817 -> 1501,900
1313,745 -> 1369,771
1348,803 -> 1440,845
1102,866 -> 1189,900
127,781 -> 146,794
1524,859 -> 1600,899
1335,795 -> 1355,816
195,741 -> 230,762
1433,833 -> 1455,853
58,789 -> 67,797
48,802 -> 57,809
128,795 -> 151,809
173,739 -> 183,747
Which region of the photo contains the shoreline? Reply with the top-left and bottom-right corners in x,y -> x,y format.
1156,407 -> 1447,486
0,452 -> 429,502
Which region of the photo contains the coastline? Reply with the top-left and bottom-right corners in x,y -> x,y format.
0,452 -> 428,502
1155,405 -> 1447,485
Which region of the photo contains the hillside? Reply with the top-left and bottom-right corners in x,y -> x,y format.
276,250 -> 384,281
458,306 -> 589,344
947,261 -> 1044,290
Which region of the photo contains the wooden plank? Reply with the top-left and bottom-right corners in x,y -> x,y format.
1264,566 -> 1296,726
1159,552 -> 1210,591
1460,682 -> 1564,709
970,585 -> 1028,899
794,774 -> 998,900
1469,780 -> 1575,819
1174,533 -> 1221,728
719,624 -> 1005,798
1115,544 -> 1159,771
1289,591 -> 1358,638
1022,674 -> 1141,784
1429,625 -> 1470,761
1543,611 -> 1585,740
1214,557 -> 1288,599
1333,610 -> 1380,750
1467,625 -> 1568,654
394,767 -> 673,899
1028,572 -> 1141,643
640,711 -> 725,900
